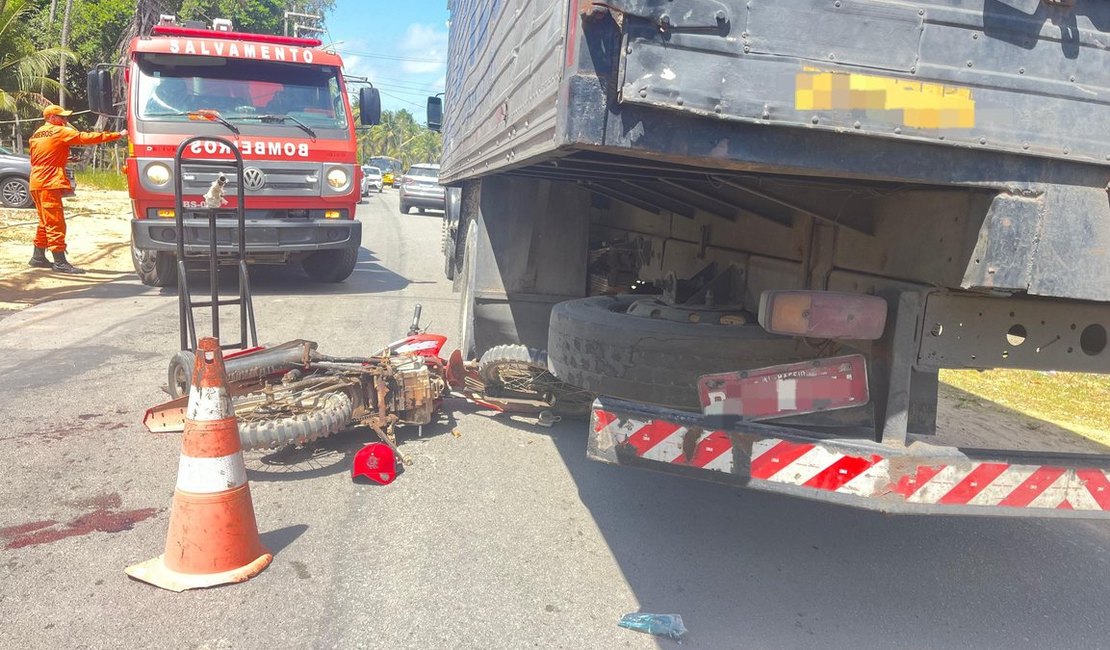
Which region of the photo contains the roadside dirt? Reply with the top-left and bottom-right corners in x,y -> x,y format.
0,190 -> 132,313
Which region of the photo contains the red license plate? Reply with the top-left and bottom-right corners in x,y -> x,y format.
698,354 -> 869,420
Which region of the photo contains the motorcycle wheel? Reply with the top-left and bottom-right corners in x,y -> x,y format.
235,387 -> 353,451
478,345 -> 595,417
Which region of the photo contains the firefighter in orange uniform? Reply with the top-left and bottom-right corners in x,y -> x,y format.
28,104 -> 125,274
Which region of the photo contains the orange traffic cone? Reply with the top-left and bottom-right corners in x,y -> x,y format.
126,337 -> 272,591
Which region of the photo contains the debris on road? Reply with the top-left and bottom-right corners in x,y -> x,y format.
617,613 -> 688,642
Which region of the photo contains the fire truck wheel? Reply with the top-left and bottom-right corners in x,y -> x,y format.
132,244 -> 177,287
167,350 -> 196,399
237,391 -> 353,451
302,248 -> 359,282
547,295 -> 814,409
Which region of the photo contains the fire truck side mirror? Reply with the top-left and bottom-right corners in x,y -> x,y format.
87,69 -> 113,115
426,96 -> 443,132
360,87 -> 381,126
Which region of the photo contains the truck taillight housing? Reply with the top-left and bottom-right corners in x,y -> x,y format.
758,290 -> 887,340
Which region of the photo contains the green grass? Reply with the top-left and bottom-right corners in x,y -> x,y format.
74,168 -> 127,191
941,369 -> 1110,444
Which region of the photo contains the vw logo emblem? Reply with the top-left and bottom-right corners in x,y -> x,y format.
242,167 -> 266,191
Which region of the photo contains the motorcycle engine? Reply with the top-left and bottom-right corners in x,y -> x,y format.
389,356 -> 442,424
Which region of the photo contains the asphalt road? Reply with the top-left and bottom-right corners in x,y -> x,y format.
3,190 -> 1110,649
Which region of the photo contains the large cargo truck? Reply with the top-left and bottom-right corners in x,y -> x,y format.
88,16 -> 380,286
433,0 -> 1110,517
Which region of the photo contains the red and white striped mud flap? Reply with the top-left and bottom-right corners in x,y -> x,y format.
588,397 -> 1110,518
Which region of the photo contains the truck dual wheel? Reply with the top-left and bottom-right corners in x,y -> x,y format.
547,295 -> 818,410
131,241 -> 177,287
301,247 -> 359,282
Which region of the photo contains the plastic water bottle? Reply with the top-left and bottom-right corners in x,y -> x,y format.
617,613 -> 688,641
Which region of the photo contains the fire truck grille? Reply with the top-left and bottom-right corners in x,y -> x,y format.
180,162 -> 322,197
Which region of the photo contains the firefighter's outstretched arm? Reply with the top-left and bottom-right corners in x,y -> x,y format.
60,127 -> 124,146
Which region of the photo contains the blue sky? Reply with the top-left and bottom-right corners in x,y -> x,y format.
322,2 -> 451,123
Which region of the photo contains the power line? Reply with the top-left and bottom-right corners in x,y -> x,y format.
333,48 -> 445,64
377,90 -> 424,109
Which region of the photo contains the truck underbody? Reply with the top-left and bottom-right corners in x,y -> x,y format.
438,0 -> 1110,516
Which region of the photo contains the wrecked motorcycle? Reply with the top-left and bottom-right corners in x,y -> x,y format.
145,307 -> 593,464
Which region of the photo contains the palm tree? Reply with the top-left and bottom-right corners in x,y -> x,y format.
408,130 -> 442,165
0,0 -> 73,120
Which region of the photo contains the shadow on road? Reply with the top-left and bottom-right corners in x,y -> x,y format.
164,246 -> 421,298
260,523 -> 308,555
535,416 -> 1110,646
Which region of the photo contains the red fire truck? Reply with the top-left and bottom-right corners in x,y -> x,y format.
88,16 -> 379,286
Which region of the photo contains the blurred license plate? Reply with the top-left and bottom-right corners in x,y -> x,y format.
698,354 -> 869,420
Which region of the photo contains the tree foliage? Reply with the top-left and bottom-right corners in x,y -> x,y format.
4,0 -> 337,122
0,0 -> 73,117
178,0 -> 335,37
359,109 -> 442,169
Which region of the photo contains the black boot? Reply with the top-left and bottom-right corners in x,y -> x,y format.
28,247 -> 52,268
51,250 -> 86,274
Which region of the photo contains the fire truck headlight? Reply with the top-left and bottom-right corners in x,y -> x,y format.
325,167 -> 350,191
146,163 -> 171,187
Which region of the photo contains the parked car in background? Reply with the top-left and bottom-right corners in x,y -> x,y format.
398,163 -> 444,214
0,145 -> 76,208
361,165 -> 383,195
0,146 -> 33,208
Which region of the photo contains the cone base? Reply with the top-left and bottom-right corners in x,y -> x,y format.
125,552 -> 273,592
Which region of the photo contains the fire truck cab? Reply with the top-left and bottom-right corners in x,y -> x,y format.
88,16 -> 380,286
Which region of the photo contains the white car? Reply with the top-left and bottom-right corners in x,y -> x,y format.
361,166 -> 383,195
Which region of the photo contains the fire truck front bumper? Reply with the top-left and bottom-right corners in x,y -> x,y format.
132,217 -> 361,255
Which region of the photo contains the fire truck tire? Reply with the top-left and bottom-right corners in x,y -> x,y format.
167,350 -> 196,399
547,295 -> 809,409
302,247 -> 358,282
132,246 -> 177,287
237,391 -> 353,451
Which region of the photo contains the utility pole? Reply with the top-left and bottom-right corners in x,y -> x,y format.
283,11 -> 323,38
59,0 -> 74,108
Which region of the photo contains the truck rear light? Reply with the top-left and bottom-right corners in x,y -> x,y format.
157,209 -> 175,218
324,210 -> 341,219
758,290 -> 887,340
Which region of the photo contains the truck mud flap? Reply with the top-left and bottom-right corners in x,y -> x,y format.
589,397 -> 1110,518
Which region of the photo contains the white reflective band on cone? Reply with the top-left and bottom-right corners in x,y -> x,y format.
176,454 -> 248,493
187,386 -> 234,421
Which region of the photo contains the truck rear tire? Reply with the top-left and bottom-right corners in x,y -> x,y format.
132,242 -> 177,287
547,295 -> 817,409
301,248 -> 359,282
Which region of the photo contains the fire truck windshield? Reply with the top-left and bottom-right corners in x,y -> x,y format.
135,53 -> 348,132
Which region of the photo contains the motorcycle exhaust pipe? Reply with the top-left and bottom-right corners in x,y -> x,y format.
223,339 -> 318,383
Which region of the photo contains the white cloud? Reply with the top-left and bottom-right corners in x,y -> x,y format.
399,23 -> 448,75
